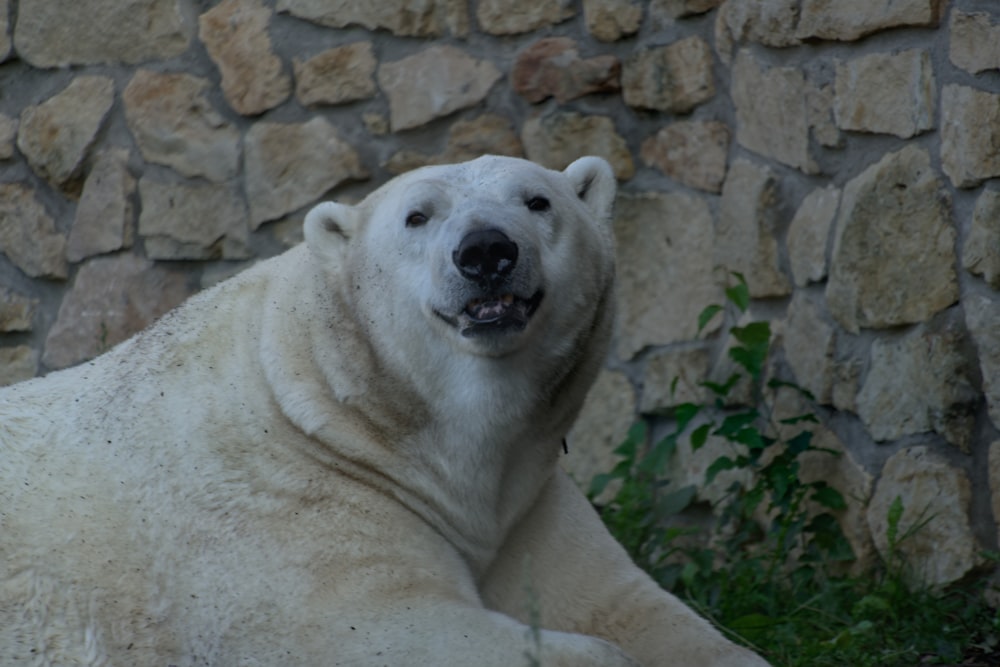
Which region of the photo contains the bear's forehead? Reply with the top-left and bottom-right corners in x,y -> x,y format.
391,157 -> 556,199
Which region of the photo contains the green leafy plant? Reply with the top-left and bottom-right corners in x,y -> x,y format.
589,274 -> 1000,666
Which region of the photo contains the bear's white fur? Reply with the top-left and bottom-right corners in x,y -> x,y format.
0,156 -> 769,666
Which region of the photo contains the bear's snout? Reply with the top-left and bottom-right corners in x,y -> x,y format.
452,228 -> 519,289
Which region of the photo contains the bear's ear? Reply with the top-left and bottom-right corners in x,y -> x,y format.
304,201 -> 358,262
563,156 -> 617,223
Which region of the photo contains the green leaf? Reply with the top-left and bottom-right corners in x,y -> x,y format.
811,483 -> 847,510
690,423 -> 711,451
588,472 -> 614,498
702,374 -> 741,397
725,274 -> 750,312
706,456 -> 736,484
887,495 -> 905,549
731,321 -> 771,346
657,485 -> 697,517
673,403 -> 702,431
697,304 -> 723,334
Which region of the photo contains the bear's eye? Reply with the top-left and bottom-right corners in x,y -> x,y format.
525,196 -> 550,213
405,211 -> 429,228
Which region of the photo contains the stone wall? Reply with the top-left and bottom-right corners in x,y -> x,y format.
1,0 -> 998,587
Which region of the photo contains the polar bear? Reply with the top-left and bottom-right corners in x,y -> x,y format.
0,156 -> 769,666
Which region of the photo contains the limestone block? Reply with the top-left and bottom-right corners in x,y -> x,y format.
477,0 -> 575,35
857,320 -> 977,450
787,185 -> 838,287
564,370 -> 635,495
797,0 -> 946,41
989,442 -> 1000,550
294,42 -> 377,107
583,0 -> 642,41
826,146 -> 957,332
653,0 -> 722,19
867,447 -> 980,587
964,295 -> 1000,431
521,112 -> 634,180
950,12 -> 1000,75
199,0 -> 291,116
963,189 -> 1000,289
0,184 -> 67,280
0,288 -> 38,333
640,120 -> 730,193
941,84 -> 1000,189
0,346 -> 38,387
511,38 -> 620,104
245,118 -> 367,228
782,291 -> 835,405
17,76 -> 114,188
386,115 -> 523,174
718,0 -> 801,48
714,160 -> 791,299
13,0 -> 191,67
377,46 -> 501,132
834,50 -> 935,138
67,149 -> 135,263
613,193 -> 721,359
139,179 -> 249,260
640,347 -> 711,414
276,0 -> 468,36
0,114 -> 15,159
123,70 -> 240,183
42,254 -> 191,370
808,83 -> 841,148
622,37 -> 715,114
731,50 -> 817,174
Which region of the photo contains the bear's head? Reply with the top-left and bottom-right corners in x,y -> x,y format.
303,156 -> 617,415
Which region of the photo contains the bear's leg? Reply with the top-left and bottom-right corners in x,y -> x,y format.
481,469 -> 772,667
330,602 -> 640,667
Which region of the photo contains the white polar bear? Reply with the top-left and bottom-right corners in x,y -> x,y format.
0,156 -> 769,667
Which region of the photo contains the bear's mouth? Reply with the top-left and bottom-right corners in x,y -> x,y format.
438,290 -> 544,337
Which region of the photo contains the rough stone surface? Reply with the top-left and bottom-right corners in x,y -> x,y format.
834,50 -> 935,139
808,83 -> 842,148
477,0 -> 575,35
826,146 -> 957,333
17,76 -> 114,188
0,288 -> 38,333
783,291 -> 835,405
0,346 -> 38,387
42,254 -> 191,370
787,185 -> 838,287
640,120 -> 729,193
563,369 -> 635,495
276,0 -> 468,36
294,42 -> 377,107
858,319 -> 978,450
67,149 -> 135,263
139,179 -> 250,260
522,112 -> 634,180
377,46 -> 502,132
640,347 -> 711,413
963,189 -> 1000,289
0,184 -> 67,279
511,38 -> 620,104
654,0 -> 723,19
244,118 -> 367,228
622,37 -> 715,114
714,160 -> 791,298
0,0 -> 9,62
13,0 -> 191,67
386,115 -> 523,174
990,442 -> 1000,551
199,0 -> 291,116
797,0 -> 946,41
614,192 -> 721,359
0,114 -> 16,159
950,12 -> 1000,75
583,0 -> 643,41
719,0 -> 800,47
123,70 -> 240,183
941,84 -> 1000,189
731,50 -> 817,174
867,447 -> 980,587
964,295 -> 1000,432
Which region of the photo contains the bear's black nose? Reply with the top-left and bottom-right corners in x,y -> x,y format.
453,228 -> 519,287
